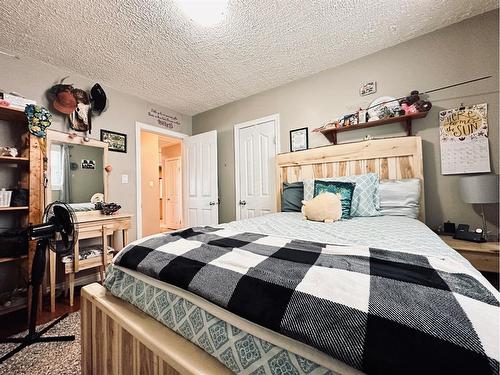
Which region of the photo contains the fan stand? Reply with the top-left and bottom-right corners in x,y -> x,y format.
0,238 -> 75,364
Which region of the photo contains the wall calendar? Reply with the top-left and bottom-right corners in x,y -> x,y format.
439,103 -> 491,175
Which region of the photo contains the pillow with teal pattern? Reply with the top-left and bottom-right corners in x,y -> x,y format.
314,180 -> 356,219
304,173 -> 381,217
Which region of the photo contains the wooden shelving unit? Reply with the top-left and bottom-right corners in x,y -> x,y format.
0,156 -> 30,163
0,105 -> 43,317
0,255 -> 28,264
320,112 -> 428,144
0,206 -> 29,211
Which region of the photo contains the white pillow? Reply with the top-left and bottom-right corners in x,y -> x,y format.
378,179 -> 421,219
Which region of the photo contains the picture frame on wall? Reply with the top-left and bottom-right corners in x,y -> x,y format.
100,129 -> 127,153
290,127 -> 308,152
360,81 -> 377,96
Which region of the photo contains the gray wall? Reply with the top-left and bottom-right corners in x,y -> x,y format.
193,10 -> 499,236
0,54 -> 192,240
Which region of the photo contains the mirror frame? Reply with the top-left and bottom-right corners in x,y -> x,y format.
45,129 -> 109,207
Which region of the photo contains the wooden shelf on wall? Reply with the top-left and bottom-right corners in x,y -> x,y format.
320,112 -> 428,144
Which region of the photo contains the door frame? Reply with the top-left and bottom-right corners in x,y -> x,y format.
135,122 -> 188,239
233,113 -> 280,221
163,156 -> 182,229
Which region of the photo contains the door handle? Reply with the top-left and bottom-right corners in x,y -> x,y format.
239,200 -> 246,206
209,201 -> 216,206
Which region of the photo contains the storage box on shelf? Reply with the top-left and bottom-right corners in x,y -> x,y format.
0,105 -> 43,316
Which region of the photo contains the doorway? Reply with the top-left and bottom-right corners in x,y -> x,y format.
160,139 -> 182,231
140,131 -> 182,236
234,114 -> 280,220
136,123 -> 186,238
136,123 -> 219,238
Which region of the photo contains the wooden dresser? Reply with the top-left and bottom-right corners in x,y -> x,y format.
49,212 -> 133,312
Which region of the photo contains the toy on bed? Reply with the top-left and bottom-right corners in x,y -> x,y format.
301,192 -> 342,223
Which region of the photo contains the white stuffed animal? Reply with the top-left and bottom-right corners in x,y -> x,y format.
301,192 -> 342,223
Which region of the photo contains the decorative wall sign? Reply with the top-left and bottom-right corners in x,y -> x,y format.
360,81 -> 377,96
439,103 -> 490,175
147,108 -> 181,130
290,127 -> 308,152
81,159 -> 96,170
100,129 -> 127,153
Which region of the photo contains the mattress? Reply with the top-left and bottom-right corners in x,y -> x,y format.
105,213 -> 498,374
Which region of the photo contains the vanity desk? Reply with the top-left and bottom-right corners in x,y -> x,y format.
48,211 -> 133,312
45,130 -> 133,312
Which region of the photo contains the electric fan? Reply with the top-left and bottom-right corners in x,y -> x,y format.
0,202 -> 78,363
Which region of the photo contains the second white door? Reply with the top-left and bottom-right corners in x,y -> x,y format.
165,158 -> 182,229
235,115 -> 279,220
183,130 -> 219,226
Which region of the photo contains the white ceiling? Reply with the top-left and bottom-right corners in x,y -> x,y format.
0,0 -> 497,116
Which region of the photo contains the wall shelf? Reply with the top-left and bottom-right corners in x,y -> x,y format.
320,112 -> 428,145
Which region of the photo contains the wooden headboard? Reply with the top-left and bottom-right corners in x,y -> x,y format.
276,136 -> 425,221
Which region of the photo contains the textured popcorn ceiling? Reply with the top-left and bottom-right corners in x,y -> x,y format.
0,0 -> 497,115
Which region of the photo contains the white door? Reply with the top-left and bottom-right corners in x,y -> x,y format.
165,158 -> 182,229
235,116 -> 278,220
183,130 -> 218,226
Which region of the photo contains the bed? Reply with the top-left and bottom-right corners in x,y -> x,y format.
81,136 -> 499,375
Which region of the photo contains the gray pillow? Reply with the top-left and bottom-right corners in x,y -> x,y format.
281,182 -> 304,212
378,179 -> 421,219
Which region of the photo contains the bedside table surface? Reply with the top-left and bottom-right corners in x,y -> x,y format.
439,236 -> 500,253
439,235 -> 499,273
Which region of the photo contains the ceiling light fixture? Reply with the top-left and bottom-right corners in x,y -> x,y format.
177,0 -> 228,27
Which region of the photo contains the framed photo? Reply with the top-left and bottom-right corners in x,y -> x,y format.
360,81 -> 377,96
100,129 -> 127,153
290,127 -> 308,152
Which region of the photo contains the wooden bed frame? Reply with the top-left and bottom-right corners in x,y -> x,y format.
276,136 -> 425,221
81,136 -> 425,374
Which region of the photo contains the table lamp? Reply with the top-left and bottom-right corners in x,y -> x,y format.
459,174 -> 499,241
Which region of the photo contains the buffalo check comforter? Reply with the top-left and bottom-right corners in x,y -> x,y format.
114,226 -> 500,374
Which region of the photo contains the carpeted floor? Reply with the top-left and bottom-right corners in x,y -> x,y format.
0,312 -> 80,375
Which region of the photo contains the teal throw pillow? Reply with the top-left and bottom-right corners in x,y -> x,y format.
314,180 -> 356,219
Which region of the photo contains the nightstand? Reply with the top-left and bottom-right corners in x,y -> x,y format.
439,235 -> 499,273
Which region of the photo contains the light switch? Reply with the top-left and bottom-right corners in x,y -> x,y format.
121,174 -> 129,184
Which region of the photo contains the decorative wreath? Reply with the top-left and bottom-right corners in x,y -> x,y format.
24,104 -> 52,138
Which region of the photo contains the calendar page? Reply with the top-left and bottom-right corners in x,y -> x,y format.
439,103 -> 491,175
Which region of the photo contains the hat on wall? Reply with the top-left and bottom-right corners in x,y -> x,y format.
90,83 -> 107,114
53,90 -> 77,114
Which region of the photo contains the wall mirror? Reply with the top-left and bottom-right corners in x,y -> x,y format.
46,130 -> 108,210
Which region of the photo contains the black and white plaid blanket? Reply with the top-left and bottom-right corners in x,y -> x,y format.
115,227 -> 499,374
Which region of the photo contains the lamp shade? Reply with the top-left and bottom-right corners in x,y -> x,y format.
459,174 -> 499,204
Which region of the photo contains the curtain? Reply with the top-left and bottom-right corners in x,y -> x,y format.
59,145 -> 72,202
